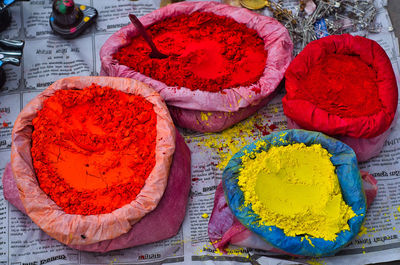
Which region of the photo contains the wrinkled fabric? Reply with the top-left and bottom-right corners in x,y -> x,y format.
100,1 -> 292,132
3,163 -> 25,212
221,129 -> 366,257
287,117 -> 395,162
283,34 -> 398,139
4,131 -> 191,252
10,76 -> 176,246
209,171 -> 377,254
168,92 -> 277,132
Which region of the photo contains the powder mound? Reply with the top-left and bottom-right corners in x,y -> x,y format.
31,84 -> 157,215
292,54 -> 382,118
113,12 -> 268,93
238,143 -> 356,241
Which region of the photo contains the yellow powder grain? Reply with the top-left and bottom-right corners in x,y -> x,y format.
214,248 -> 223,255
238,143 -> 356,241
358,225 -> 367,237
200,112 -> 212,121
197,115 -> 280,170
307,258 -> 326,265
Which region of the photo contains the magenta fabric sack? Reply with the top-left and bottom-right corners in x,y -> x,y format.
100,1 -> 293,132
287,117 -> 396,162
208,171 -> 378,254
3,131 -> 191,253
282,35 -> 398,162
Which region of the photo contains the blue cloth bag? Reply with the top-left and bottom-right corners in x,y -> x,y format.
223,129 -> 366,257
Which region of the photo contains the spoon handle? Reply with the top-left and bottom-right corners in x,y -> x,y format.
129,14 -> 161,55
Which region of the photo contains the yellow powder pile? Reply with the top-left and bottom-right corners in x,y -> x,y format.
238,143 -> 356,241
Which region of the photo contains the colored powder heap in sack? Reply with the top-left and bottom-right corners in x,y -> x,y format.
293,54 -> 382,118
31,84 -> 157,215
238,143 -> 356,241
113,12 -> 267,93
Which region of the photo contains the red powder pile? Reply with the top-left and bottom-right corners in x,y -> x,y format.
113,12 -> 268,92
31,84 -> 157,215
293,54 -> 382,118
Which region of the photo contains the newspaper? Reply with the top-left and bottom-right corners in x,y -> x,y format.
0,0 -> 399,264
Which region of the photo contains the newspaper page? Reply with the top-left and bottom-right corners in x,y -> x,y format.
0,0 -> 400,264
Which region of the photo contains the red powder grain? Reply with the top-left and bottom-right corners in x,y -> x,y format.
254,122 -> 278,136
113,12 -> 268,93
31,84 -> 157,215
293,54 -> 382,118
269,124 -> 277,131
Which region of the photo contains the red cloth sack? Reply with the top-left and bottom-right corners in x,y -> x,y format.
282,34 -> 398,161
5,76 -> 191,251
100,1 -> 293,132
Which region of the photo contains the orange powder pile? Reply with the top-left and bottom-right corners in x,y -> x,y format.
31,84 -> 157,215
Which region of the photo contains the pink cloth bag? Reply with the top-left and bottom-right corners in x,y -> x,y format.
4,76 -> 191,252
100,1 -> 293,132
3,131 -> 191,252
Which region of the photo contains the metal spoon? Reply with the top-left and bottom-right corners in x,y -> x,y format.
129,14 -> 168,59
